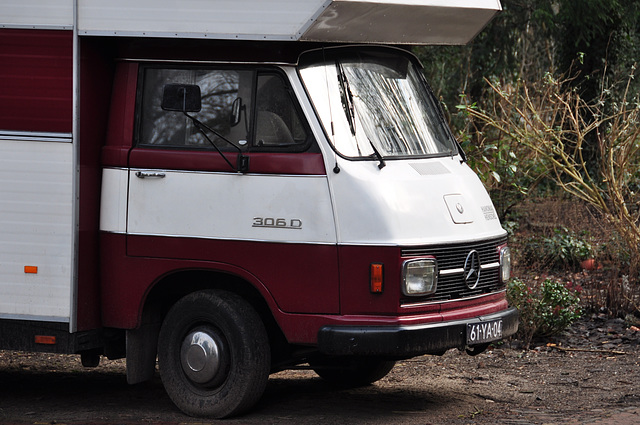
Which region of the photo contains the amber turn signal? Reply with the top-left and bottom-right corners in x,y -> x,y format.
370,263 -> 384,293
34,335 -> 56,345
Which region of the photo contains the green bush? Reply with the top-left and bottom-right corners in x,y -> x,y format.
507,278 -> 582,348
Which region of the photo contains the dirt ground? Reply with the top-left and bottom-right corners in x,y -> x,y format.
0,315 -> 639,425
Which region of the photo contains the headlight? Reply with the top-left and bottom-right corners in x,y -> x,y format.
402,259 -> 437,296
499,246 -> 511,283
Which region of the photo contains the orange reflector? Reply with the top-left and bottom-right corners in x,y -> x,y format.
35,335 -> 56,345
370,263 -> 384,293
24,266 -> 38,274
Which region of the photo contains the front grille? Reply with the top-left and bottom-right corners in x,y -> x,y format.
401,235 -> 508,303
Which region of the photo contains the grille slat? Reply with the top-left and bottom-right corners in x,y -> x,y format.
401,236 -> 507,304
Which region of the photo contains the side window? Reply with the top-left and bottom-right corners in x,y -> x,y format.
137,67 -> 312,152
139,68 -> 253,150
254,74 -> 309,149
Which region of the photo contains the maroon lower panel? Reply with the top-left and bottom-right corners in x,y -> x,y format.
99,233 -> 509,345
101,233 -> 340,328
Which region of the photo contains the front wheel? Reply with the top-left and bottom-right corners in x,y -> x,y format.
309,355 -> 396,387
157,290 -> 270,418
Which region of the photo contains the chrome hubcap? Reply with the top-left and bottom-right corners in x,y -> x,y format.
180,327 -> 222,385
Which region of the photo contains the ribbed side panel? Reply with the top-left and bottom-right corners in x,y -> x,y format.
0,0 -> 73,29
0,137 -> 73,321
78,0 -> 323,39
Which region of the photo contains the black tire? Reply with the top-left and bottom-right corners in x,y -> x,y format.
309,356 -> 396,387
157,290 -> 270,418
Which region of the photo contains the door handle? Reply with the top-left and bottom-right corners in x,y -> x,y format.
135,171 -> 166,179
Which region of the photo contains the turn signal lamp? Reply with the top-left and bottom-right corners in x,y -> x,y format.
370,263 -> 384,293
35,335 -> 56,345
24,266 -> 38,274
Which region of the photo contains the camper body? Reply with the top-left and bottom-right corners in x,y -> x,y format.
0,0 -> 516,417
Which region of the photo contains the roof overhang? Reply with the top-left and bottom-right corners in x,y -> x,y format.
1,0 -> 501,45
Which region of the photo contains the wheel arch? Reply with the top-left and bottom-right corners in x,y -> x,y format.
126,267 -> 288,385
146,268 -> 273,316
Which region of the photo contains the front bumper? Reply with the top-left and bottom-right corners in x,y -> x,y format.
317,307 -> 519,357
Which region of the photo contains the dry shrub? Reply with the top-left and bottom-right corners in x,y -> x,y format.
509,197 -> 640,318
465,69 -> 640,285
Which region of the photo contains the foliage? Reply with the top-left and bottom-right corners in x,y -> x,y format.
417,0 -> 640,172
416,0 -> 640,114
521,228 -> 593,271
555,0 -> 640,103
465,69 -> 640,281
455,95 -> 550,220
413,0 -> 640,318
415,0 -> 557,119
507,278 -> 582,348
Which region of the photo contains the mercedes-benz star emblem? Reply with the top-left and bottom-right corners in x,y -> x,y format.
463,250 -> 481,290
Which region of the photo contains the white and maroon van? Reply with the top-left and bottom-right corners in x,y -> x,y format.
0,0 -> 516,418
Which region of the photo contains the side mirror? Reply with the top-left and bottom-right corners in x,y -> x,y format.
161,84 -> 202,112
230,97 -> 243,126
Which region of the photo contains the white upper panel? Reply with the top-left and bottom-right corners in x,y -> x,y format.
1,0 -> 500,45
328,156 -> 505,245
0,0 -> 73,29
77,0 -> 329,40
125,171 -> 337,244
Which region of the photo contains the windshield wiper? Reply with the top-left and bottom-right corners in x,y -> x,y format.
369,138 -> 386,169
336,62 -> 357,137
336,63 -> 385,169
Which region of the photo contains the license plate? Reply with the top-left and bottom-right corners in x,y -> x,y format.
467,319 -> 503,345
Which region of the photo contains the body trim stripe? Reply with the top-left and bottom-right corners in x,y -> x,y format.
439,262 -> 499,276
0,313 -> 70,323
401,289 -> 507,309
0,131 -> 72,142
0,24 -> 73,30
106,230 -> 337,246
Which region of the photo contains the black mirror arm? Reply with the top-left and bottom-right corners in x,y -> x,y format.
184,112 -> 249,173
455,138 -> 467,163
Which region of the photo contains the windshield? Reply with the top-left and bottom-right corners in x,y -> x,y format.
298,48 -> 458,159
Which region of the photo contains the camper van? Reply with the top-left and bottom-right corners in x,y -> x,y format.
0,0 -> 516,418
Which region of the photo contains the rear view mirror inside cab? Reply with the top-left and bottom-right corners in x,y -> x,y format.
161,84 -> 202,112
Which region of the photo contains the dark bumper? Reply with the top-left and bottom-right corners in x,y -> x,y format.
317,307 -> 519,357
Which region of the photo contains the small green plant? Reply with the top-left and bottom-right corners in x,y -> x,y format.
522,227 -> 593,271
507,277 -> 582,348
